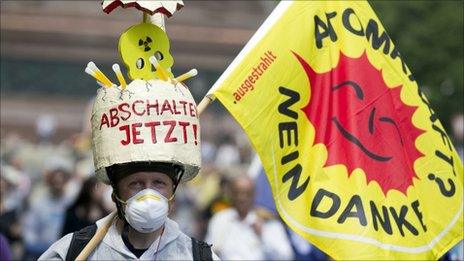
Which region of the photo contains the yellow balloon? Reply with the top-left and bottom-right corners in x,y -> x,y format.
119,23 -> 174,80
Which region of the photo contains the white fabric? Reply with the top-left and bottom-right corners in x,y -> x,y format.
39,214 -> 219,260
23,192 -> 72,254
205,208 -> 294,260
214,144 -> 240,168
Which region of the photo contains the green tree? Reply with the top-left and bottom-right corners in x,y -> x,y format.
371,1 -> 463,130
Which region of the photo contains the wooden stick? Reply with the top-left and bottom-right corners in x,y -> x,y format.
175,69 -> 198,82
112,64 -> 127,90
149,56 -> 170,82
75,212 -> 117,260
85,67 -> 111,88
87,62 -> 114,87
197,95 -> 216,116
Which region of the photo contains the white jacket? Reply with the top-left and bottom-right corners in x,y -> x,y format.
39,214 -> 219,260
205,208 -> 294,260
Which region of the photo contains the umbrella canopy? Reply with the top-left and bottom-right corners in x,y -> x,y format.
102,0 -> 184,17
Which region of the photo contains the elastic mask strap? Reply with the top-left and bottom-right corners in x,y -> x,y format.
113,192 -> 127,206
171,167 -> 184,196
112,191 -> 127,220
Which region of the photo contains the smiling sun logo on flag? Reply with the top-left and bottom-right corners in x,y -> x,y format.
293,51 -> 424,195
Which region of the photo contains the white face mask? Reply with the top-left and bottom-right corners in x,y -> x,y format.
122,189 -> 170,233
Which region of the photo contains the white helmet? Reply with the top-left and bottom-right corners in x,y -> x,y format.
91,79 -> 201,185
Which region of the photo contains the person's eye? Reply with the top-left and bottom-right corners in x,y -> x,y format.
129,181 -> 143,189
154,180 -> 166,186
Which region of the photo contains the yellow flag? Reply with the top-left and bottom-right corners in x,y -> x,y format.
209,1 -> 463,259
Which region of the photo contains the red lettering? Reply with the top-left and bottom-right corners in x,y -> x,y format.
179,100 -> 188,115
132,122 -> 144,144
163,120 -> 178,143
118,103 -> 131,121
119,124 -> 131,145
145,121 -> 160,143
161,100 -> 174,115
109,108 -> 119,127
172,100 -> 181,115
189,103 -> 197,117
100,113 -> 109,130
146,100 -> 159,116
178,121 -> 190,143
132,100 -> 146,116
192,124 -> 198,145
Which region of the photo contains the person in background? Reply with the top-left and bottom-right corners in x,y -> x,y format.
22,160 -> 72,260
0,233 -> 13,261
35,114 -> 57,144
1,153 -> 31,214
197,175 -> 231,240
206,174 -> 294,260
0,165 -> 22,246
61,176 -> 110,236
249,156 -> 328,260
202,175 -> 231,222
214,134 -> 241,168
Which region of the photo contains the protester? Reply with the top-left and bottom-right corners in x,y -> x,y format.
0,165 -> 22,245
196,174 -> 231,240
206,174 -> 294,260
61,176 -> 110,236
0,153 -> 31,214
202,175 -> 231,221
0,233 -> 13,261
39,63 -> 218,259
22,159 -> 72,260
250,161 -> 328,261
35,114 -> 57,144
214,134 -> 241,168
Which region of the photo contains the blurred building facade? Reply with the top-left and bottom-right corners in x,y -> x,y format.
1,1 -> 277,140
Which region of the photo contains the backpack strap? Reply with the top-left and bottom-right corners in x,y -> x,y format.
191,237 -> 213,261
66,224 -> 98,261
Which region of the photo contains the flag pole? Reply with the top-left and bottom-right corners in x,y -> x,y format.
197,94 -> 215,116
75,212 -> 117,260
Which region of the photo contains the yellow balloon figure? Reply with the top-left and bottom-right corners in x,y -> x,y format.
119,23 -> 174,80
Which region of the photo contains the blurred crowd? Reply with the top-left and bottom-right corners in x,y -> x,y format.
0,111 -> 463,260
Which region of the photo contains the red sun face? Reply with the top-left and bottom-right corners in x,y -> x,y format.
292,51 -> 424,195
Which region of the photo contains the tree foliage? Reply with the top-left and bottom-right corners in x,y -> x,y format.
371,1 -> 463,129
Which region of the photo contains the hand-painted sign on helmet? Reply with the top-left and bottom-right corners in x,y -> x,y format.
84,0 -> 200,185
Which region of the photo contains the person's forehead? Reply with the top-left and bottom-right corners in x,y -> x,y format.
122,171 -> 173,182
48,169 -> 69,177
232,178 -> 254,190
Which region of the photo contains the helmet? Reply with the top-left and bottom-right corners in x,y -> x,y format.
91,79 -> 201,185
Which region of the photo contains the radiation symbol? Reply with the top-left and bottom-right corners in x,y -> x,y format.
119,23 -> 174,80
139,37 -> 152,52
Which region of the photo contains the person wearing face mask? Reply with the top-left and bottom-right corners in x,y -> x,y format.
39,61 -> 218,259
39,161 -> 218,260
